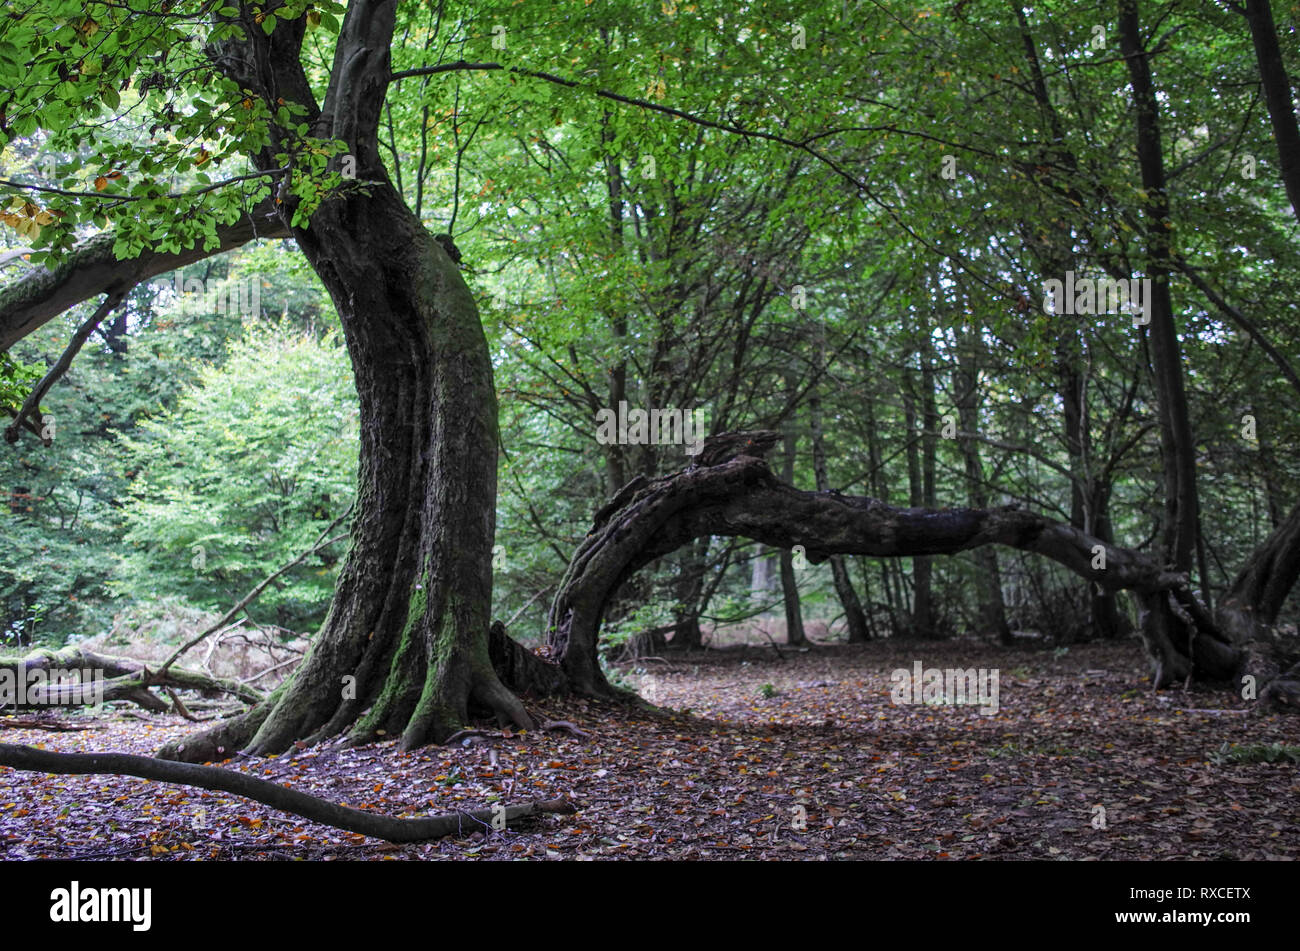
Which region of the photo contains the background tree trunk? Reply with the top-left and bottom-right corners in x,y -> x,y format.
903,346 -> 937,638
778,378 -> 807,646
1119,0 -> 1202,580
1244,0 -> 1300,221
952,319 -> 1012,644
809,388 -> 870,642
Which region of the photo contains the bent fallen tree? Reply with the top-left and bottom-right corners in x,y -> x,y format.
0,645 -> 261,712
540,432 -> 1300,710
15,429 -> 1299,769
0,744 -> 575,843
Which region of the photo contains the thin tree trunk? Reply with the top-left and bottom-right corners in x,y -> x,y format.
669,539 -> 706,650
779,380 -> 808,645
809,386 -> 869,643
903,349 -> 937,638
1244,0 -> 1300,222
1119,0 -> 1202,583
1016,1 -> 1128,640
864,392 -> 901,633
952,322 -> 1012,644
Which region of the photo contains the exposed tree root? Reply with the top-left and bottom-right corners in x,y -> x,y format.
0,743 -> 576,843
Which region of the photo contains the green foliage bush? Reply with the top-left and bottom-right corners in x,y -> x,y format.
114,323 -> 357,634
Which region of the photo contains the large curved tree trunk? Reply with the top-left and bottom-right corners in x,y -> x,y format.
1218,500 -> 1300,644
545,433 -> 1295,704
159,4 -> 532,762
1214,500 -> 1300,710
161,187 -> 533,762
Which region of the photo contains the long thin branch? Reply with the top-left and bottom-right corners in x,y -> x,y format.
3,292 -> 124,445
159,506 -> 354,674
391,61 -> 995,156
1175,256 -> 1300,398
504,585 -> 554,629
0,744 -> 576,843
0,167 -> 288,203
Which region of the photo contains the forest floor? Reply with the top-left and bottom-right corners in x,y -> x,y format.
1,640 -> 1297,860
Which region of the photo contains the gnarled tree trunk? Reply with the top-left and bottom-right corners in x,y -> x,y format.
158,3 -> 532,761
545,433 -> 1296,705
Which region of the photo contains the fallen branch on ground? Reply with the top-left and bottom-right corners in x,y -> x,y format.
0,716 -> 104,732
0,646 -> 261,711
0,744 -> 578,843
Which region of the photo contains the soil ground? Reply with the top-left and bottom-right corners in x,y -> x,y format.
1,639 -> 1297,860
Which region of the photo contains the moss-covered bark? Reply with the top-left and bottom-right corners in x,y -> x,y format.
160,6 -> 535,762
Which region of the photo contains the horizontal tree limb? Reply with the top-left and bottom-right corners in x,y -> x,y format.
546,439 -> 1240,693
0,201 -> 289,351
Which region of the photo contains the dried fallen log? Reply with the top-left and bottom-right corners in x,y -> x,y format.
0,743 -> 577,843
0,716 -> 104,732
0,646 -> 261,712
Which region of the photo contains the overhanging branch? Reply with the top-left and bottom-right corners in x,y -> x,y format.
0,200 -> 289,351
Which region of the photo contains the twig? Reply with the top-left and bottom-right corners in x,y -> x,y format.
504,585 -> 554,628
240,656 -> 301,685
760,628 -> 787,661
164,687 -> 199,722
0,167 -> 288,203
1175,257 -> 1300,399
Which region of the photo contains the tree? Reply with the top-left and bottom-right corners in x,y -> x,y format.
2,2 -> 532,759
4,0 -> 1300,773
